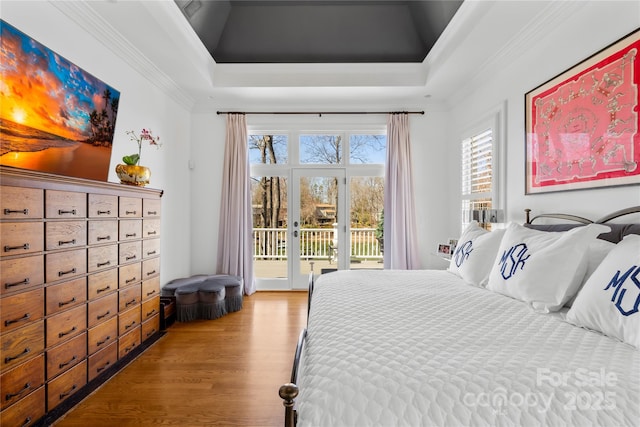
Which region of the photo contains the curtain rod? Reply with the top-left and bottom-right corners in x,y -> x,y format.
216,111 -> 424,116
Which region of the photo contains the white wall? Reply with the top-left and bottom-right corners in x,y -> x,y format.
447,1 -> 640,225
2,1 -> 193,283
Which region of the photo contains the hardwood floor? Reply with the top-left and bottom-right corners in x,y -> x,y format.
54,291 -> 308,427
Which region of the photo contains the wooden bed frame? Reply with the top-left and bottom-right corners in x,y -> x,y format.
279,206 -> 640,427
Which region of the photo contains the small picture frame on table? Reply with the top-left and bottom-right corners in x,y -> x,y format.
437,243 -> 452,258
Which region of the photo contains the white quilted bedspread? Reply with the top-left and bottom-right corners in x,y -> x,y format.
296,270 -> 640,427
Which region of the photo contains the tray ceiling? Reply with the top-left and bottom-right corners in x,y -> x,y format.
175,0 -> 462,63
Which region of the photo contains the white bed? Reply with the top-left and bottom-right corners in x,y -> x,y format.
279,210 -> 640,427
296,270 -> 639,427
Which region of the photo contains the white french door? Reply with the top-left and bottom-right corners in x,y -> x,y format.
290,168 -> 347,289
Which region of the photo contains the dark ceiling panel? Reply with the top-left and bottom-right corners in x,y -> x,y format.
176,0 -> 462,64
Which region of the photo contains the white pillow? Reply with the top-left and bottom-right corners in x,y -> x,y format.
486,222 -> 610,312
447,222 -> 505,287
566,234 -> 640,349
564,239 -> 616,307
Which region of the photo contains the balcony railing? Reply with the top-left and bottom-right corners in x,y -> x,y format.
253,227 -> 382,260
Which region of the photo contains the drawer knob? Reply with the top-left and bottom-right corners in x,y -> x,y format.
3,243 -> 29,252
146,270 -> 156,276
4,313 -> 30,327
125,255 -> 137,261
5,382 -> 31,401
58,239 -> 76,246
97,236 -> 111,241
147,211 -> 157,215
146,328 -> 157,337
125,277 -> 137,284
146,309 -> 157,317
126,210 -> 137,215
125,233 -> 137,238
58,209 -> 77,215
125,343 -> 136,353
20,417 -> 32,427
4,278 -> 29,289
59,384 -> 77,399
125,299 -> 137,307
147,231 -> 157,236
125,320 -> 136,330
58,268 -> 77,277
97,210 -> 111,215
97,335 -> 111,346
97,311 -> 111,320
146,289 -> 157,296
97,261 -> 111,268
147,250 -> 157,256
97,286 -> 111,294
3,208 -> 29,215
97,361 -> 110,373
4,347 -> 30,364
59,355 -> 77,369
58,297 -> 77,307
58,326 -> 77,338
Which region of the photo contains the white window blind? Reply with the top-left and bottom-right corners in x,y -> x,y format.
461,128 -> 493,230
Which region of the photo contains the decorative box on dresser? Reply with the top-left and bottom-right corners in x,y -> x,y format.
0,166 -> 162,427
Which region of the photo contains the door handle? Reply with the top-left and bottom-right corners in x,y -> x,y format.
293,231 -> 298,237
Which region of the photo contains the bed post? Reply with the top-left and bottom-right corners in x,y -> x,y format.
279,383 -> 299,427
525,208 -> 531,224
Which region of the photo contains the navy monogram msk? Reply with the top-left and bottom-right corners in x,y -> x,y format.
453,240 -> 473,267
499,243 -> 530,280
603,265 -> 640,316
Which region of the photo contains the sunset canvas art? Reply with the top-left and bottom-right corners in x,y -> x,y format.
0,20 -> 119,181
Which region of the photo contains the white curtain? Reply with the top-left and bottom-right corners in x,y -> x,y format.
384,113 -> 421,270
217,113 -> 255,295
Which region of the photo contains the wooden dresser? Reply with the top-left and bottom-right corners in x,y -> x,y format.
0,166 -> 162,427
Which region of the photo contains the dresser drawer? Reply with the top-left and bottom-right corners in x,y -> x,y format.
46,332 -> 86,380
88,220 -> 118,245
0,255 -> 44,297
88,194 -> 117,218
0,288 -> 44,334
141,296 -> 160,322
119,197 -> 142,218
118,305 -> 141,336
0,223 -> 43,257
45,278 -> 86,316
0,385 -> 45,427
119,240 -> 142,265
87,292 -> 118,328
45,190 -> 86,219
1,321 -> 44,373
119,219 -> 142,241
143,219 -> 160,238
119,284 -> 141,312
46,359 -> 87,410
45,249 -> 86,283
88,341 -> 117,381
45,221 -> 87,251
142,238 -> 160,258
1,186 -> 43,220
118,326 -> 141,359
0,354 -> 44,410
45,304 -> 86,348
142,276 -> 160,301
142,257 -> 160,280
87,244 -> 118,273
143,198 -> 161,217
88,316 -> 118,355
142,314 -> 160,342
119,262 -> 141,288
87,269 -> 117,300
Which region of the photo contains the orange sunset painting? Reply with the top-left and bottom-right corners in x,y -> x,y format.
0,20 -> 119,181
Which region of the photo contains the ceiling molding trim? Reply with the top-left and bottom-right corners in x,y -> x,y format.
446,0 -> 587,106
51,1 -> 195,111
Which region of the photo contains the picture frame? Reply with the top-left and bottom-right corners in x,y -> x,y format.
524,29 -> 639,194
0,20 -> 120,182
437,243 -> 452,258
448,238 -> 458,253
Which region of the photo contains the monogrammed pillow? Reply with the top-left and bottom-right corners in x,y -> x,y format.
486,222 -> 610,312
448,222 -> 505,287
566,234 -> 640,348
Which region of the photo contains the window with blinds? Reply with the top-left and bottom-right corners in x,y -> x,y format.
461,128 -> 493,230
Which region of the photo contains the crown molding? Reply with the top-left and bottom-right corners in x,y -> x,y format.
51,0 -> 195,111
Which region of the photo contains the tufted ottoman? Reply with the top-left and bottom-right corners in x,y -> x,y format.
203,275 -> 244,313
162,274 -> 209,297
174,284 -> 201,322
198,280 -> 227,320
